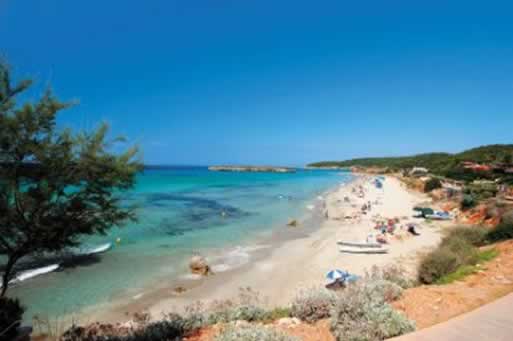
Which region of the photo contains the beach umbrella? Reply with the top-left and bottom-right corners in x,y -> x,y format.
326,269 -> 349,283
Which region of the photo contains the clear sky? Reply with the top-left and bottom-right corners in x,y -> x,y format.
1,1 -> 512,166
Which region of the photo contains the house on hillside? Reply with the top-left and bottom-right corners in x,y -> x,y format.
462,161 -> 492,172
409,167 -> 428,176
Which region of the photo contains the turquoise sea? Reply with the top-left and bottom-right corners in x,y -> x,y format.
11,166 -> 352,321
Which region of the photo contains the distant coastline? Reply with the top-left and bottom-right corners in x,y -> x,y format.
208,165 -> 296,173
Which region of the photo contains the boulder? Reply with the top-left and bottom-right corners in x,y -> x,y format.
287,219 -> 298,227
189,255 -> 213,276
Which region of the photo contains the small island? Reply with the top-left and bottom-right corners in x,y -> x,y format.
208,165 -> 296,173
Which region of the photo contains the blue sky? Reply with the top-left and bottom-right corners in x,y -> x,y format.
1,1 -> 512,166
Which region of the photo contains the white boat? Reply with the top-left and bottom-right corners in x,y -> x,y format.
337,241 -> 383,248
73,242 -> 112,256
1,264 -> 60,288
425,212 -> 452,221
339,246 -> 388,254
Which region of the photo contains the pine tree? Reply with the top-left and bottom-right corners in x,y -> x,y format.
0,62 -> 142,296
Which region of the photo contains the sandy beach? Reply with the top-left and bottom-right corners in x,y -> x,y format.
133,175 -> 443,317
75,174 -> 446,325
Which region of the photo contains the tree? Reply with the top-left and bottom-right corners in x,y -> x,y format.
0,62 -> 142,296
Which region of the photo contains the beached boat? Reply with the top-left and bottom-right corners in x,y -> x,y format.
72,242 -> 112,256
425,211 -> 452,220
337,241 -> 383,248
339,246 -> 388,254
0,264 -> 60,288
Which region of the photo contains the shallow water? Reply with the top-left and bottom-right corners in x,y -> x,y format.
10,166 -> 351,321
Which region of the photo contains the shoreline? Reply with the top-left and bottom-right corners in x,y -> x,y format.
61,172 -> 354,324
76,173 -> 444,325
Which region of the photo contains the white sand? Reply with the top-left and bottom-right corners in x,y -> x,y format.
147,175 -> 444,315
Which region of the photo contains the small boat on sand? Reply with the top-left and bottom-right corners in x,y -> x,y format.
1,264 -> 60,288
72,242 -> 112,256
337,241 -> 383,248
339,246 -> 388,254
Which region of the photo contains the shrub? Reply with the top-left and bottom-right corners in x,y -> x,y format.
330,280 -> 414,341
461,194 -> 476,210
443,226 -> 487,247
263,307 -> 291,322
424,178 -> 442,192
290,287 -> 338,323
418,247 -> 460,284
215,325 -> 298,341
367,264 -> 413,289
207,305 -> 267,324
0,297 -> 24,341
486,222 -> 513,243
501,210 -> 513,226
440,235 -> 478,265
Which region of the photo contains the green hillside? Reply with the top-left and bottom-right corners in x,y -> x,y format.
308,144 -> 513,183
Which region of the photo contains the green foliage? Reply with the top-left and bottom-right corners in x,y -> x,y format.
435,249 -> 498,285
330,280 -> 414,341
461,194 -> 477,210
424,178 -> 442,192
500,210 -> 513,226
262,307 -> 291,322
419,227 -> 490,284
215,325 -> 298,341
308,144 -> 513,183
0,297 -> 24,341
290,286 -> 338,323
207,305 -> 267,325
443,226 -> 488,247
0,62 -> 142,295
486,222 -> 513,243
418,247 -> 460,284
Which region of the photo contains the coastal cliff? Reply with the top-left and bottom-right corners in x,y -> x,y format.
208,165 -> 296,173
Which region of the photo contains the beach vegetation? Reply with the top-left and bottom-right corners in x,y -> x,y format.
330,280 -> 414,341
419,226 -> 495,284
486,221 -> 513,243
262,307 -> 292,322
460,194 -> 477,210
367,264 -> 414,289
0,62 -> 142,296
308,144 -> 513,184
443,226 -> 488,247
215,324 -> 298,341
290,286 -> 338,323
435,248 -> 498,285
424,178 -> 442,192
0,297 -> 24,341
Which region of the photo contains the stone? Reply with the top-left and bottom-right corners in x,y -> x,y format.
287,219 -> 298,227
189,255 -> 213,276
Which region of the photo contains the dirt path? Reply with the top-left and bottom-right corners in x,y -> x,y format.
392,240 -> 513,329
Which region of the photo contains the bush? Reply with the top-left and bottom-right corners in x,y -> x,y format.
443,226 -> 487,247
330,280 -> 414,341
367,264 -> 413,289
461,194 -> 476,210
207,305 -> 267,324
290,287 -> 338,323
215,325 -> 298,341
418,247 -> 460,284
424,178 -> 442,192
128,320 -> 184,341
0,297 -> 24,341
501,210 -> 513,226
262,307 -> 291,322
486,222 -> 513,243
